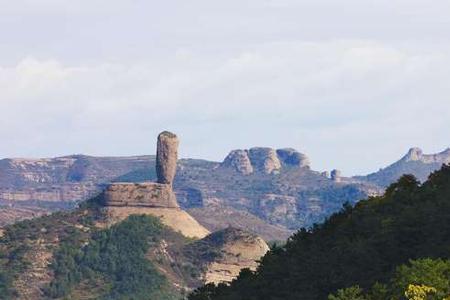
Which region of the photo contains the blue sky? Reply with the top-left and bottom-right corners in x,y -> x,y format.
0,0 -> 449,175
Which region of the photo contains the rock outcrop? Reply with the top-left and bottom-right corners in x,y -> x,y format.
276,148 -> 310,168
358,147 -> 450,188
331,169 -> 342,182
221,150 -> 254,175
248,147 -> 282,174
156,131 -> 179,185
197,228 -> 269,284
402,147 -> 450,164
221,147 -> 310,175
103,182 -> 178,208
102,131 -> 209,239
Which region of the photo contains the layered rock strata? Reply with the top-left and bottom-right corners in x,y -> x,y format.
103,182 -> 178,208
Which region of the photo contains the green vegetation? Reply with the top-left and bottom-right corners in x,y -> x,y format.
0,211 -> 78,298
189,165 -> 450,300
329,258 -> 450,300
46,214 -> 178,299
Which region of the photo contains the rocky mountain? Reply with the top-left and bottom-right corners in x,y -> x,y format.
0,131 -> 269,299
1,145 -> 448,241
355,147 -> 450,187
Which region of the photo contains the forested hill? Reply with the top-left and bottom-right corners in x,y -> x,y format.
190,165 -> 450,300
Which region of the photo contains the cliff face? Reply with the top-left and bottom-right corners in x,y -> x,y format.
0,155 -> 153,203
103,182 -> 179,208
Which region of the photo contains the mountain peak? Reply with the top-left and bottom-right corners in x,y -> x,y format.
401,147 -> 450,164
221,147 -> 310,175
403,147 -> 424,161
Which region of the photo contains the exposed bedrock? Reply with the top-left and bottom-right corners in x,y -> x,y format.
156,131 -> 179,185
221,147 -> 310,175
103,182 -> 179,208
221,150 -> 254,175
276,148 -> 311,168
248,147 -> 281,174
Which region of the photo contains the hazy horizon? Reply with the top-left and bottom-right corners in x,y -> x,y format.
1,0 -> 449,175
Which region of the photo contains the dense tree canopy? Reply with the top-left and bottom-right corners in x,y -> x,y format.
189,165 -> 450,300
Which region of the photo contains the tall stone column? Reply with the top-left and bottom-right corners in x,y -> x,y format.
156,131 -> 179,185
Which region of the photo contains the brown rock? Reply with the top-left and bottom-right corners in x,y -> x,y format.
103,182 -> 179,208
221,150 -> 254,175
156,131 -> 179,185
248,147 -> 281,174
201,228 -> 269,284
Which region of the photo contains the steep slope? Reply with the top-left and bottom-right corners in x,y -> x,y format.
189,164 -> 450,300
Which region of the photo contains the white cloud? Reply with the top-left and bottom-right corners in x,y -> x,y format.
0,39 -> 449,175
0,1 -> 449,174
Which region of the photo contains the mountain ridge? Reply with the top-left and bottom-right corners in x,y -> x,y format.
0,145 -> 448,241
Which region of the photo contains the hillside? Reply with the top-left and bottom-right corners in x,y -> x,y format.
0,131 -> 271,300
0,196 -> 269,299
189,164 -> 450,300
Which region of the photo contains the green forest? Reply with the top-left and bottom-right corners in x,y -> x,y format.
189,165 -> 450,300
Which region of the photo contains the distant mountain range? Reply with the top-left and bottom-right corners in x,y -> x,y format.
0,146 -> 448,240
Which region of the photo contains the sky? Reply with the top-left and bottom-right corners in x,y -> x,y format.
0,0 -> 449,176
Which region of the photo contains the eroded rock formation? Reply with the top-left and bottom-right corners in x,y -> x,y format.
402,147 -> 450,164
276,148 -> 310,168
101,131 -> 209,239
248,147 -> 281,174
221,147 -> 310,175
103,182 -> 179,208
198,228 -> 269,284
331,169 -> 342,182
156,131 -> 179,185
221,150 -> 254,175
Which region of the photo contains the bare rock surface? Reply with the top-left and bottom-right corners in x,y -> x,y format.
402,147 -> 450,164
357,147 -> 450,187
156,131 -> 179,185
248,147 -> 281,174
103,182 -> 179,208
276,148 -> 310,168
101,206 -> 210,239
200,228 -> 269,284
331,169 -> 342,182
221,147 -> 310,175
221,150 -> 254,175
